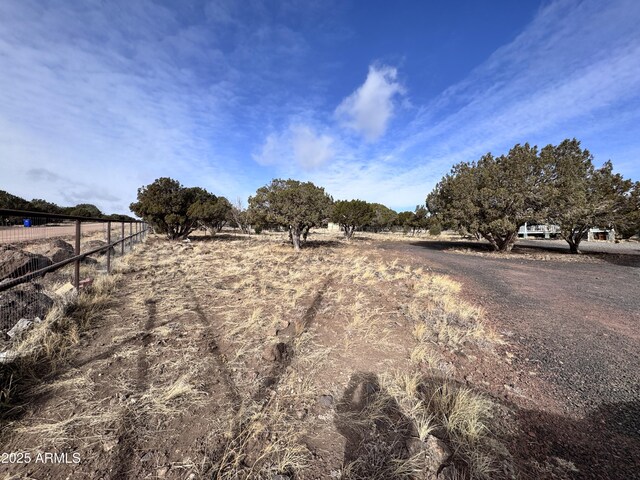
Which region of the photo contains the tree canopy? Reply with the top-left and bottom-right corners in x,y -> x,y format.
0,190 -> 129,221
248,179 -> 333,250
67,203 -> 103,218
428,144 -> 548,251
331,200 -> 374,240
188,195 -> 232,234
427,139 -> 636,253
369,203 -> 398,232
130,177 -> 227,240
541,139 -> 633,252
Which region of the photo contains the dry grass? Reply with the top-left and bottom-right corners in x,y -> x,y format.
379,372 -> 505,480
1,231 -> 511,479
10,272 -> 120,369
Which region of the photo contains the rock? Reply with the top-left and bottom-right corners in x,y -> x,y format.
7,318 -> 33,339
157,466 -> 169,478
83,240 -> 115,256
0,283 -> 53,330
140,451 -> 153,462
0,245 -> 52,282
102,439 -> 118,452
55,282 -> 76,297
406,435 -> 451,479
44,239 -> 75,263
261,342 -> 291,362
0,351 -> 17,364
273,320 -> 290,336
318,394 -> 334,408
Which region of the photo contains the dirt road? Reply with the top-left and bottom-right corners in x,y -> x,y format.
0,223 -> 106,243
379,240 -> 640,479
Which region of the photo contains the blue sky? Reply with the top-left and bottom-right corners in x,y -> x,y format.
1,0 -> 639,214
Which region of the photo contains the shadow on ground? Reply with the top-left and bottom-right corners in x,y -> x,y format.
406,239 -> 640,267
332,372 -> 640,480
512,400 -> 640,480
334,372 -> 414,479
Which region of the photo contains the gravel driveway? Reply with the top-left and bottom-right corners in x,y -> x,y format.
379,239 -> 640,479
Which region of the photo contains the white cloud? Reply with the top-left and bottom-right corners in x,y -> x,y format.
335,65 -> 404,141
291,125 -> 334,168
254,124 -> 335,170
0,0 -> 248,213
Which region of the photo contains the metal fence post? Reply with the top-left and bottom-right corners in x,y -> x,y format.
121,222 -> 125,256
74,219 -> 81,289
129,222 -> 133,249
106,220 -> 112,274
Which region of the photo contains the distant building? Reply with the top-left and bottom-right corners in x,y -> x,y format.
517,223 -> 615,241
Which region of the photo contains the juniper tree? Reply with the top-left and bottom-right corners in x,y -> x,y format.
369,203 -> 398,232
130,177 -> 211,240
248,179 -> 333,250
188,195 -> 232,235
541,139 -> 633,253
331,199 -> 374,240
427,143 -> 545,252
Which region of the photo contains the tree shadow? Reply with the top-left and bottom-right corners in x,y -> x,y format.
302,239 -> 344,249
408,239 -> 495,252
186,233 -> 250,243
405,239 -> 640,267
332,372 -> 640,480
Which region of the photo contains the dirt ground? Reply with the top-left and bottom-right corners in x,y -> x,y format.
1,232 -> 638,479
377,238 -> 640,479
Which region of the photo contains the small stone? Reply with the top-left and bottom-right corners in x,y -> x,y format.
406,435 -> 451,478
157,466 -> 169,478
140,452 -> 153,462
7,318 -> 33,339
55,282 -> 76,296
79,277 -> 94,289
318,394 -> 334,408
102,439 -> 118,452
261,342 -> 290,362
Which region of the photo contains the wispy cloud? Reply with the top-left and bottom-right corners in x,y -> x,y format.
1,0 -> 638,214
320,0 -> 640,209
254,124 -> 335,170
0,0 -> 326,212
335,65 -> 404,141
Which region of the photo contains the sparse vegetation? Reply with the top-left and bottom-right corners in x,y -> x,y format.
0,230 -> 513,479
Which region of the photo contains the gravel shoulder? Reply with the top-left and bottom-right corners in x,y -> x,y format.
377,239 -> 640,479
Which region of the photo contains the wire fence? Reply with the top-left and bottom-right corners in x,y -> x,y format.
0,209 -> 147,337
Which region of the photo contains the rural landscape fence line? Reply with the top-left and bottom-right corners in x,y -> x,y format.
0,208 -> 148,334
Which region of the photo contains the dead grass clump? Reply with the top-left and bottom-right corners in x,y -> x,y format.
0,273 -> 120,416
404,273 -> 499,351
212,400 -> 310,479
140,374 -> 208,416
381,372 -> 508,480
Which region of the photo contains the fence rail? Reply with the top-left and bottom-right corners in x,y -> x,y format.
0,209 -> 148,333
